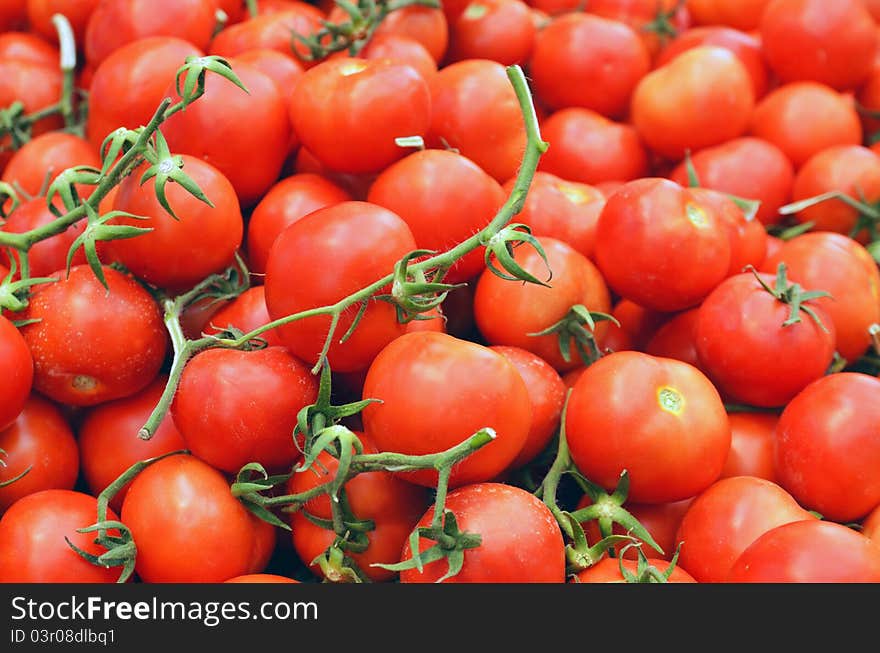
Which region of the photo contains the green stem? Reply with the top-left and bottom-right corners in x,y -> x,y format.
246,0 -> 259,18
51,14 -> 77,129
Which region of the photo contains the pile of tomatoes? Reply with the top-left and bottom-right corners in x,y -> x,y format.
1,0 -> 880,585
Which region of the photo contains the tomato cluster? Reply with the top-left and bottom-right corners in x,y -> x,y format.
1,0 -> 880,585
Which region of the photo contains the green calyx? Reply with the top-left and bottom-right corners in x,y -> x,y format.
746,262 -> 832,332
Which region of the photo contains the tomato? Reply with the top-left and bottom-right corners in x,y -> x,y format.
760,0 -> 876,92
289,57 -> 431,175
235,47 -> 304,93
1,198 -> 85,278
1,131 -> 101,199
857,64 -> 880,140
427,58 -> 527,183
447,0 -> 535,66
163,60 -> 290,206
0,489 -> 121,582
26,0 -> 99,45
720,413 -> 778,482
362,332 -> 531,488
566,351 -> 730,503
655,26 -> 768,100
537,108 -> 648,186
694,270 -> 836,408
0,58 -> 61,169
0,315 -> 33,431
208,7 -> 322,62
788,146 -> 880,241
489,345 -> 565,470
20,265 -> 168,406
203,286 -> 282,345
775,373 -> 880,523
606,299 -> 670,351
225,574 -> 298,583
264,201 -> 416,372
587,0 -> 691,58
367,149 -> 505,284
668,137 -> 795,225
86,36 -> 204,151
0,395 -> 77,512
372,5 -> 448,63
631,46 -> 754,161
529,13 -> 649,118
863,505 -> 880,543
728,520 -> 880,583
121,454 -> 267,582
77,376 -> 185,512
675,476 -> 814,583
0,0 -> 26,31
645,309 -> 701,370
749,82 -> 862,169
594,178 -> 731,312
288,432 -> 430,582
692,187 -> 767,278
400,482 -> 565,583
355,34 -> 437,81
686,0 -> 771,32
0,30 -> 57,66
473,236 -> 611,371
762,232 -> 880,363
172,346 -> 318,473
574,557 -> 696,583
84,0 -> 215,66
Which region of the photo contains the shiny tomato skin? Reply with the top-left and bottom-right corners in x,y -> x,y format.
686,0 -> 771,31
694,271 -> 836,408
372,5 -> 449,63
594,178 -> 731,312
1,131 -> 101,198
0,30 -> 57,65
0,58 -> 61,167
586,0 -> 691,58
356,34 -> 438,81
400,482 -> 566,583
172,346 -> 318,473
208,7 -> 322,62
264,201 -> 417,373
728,520 -> 880,583
645,309 -> 702,370
0,489 -> 120,582
574,558 -> 696,583
675,476 -> 814,583
565,351 -> 730,504
1,198 -> 85,279
720,412 -> 778,482
20,265 -> 168,407
225,573 -> 299,583
0,315 -> 32,431
448,0 -> 535,66
26,0 -> 99,45
775,373 -> 880,523
362,332 -> 531,488
203,286 -> 283,346
0,395 -> 78,512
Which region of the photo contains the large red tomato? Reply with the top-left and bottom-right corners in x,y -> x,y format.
720,412 -> 778,482
0,315 -> 31,430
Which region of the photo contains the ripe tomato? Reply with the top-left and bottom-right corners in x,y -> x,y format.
26,0 -> 99,45
400,482 -> 565,583
0,0 -> 26,31
447,0 -> 535,66
645,309 -> 701,370
668,137 -> 795,225
0,58 -> 61,168
762,232 -> 880,363
372,5 -> 448,63
529,13 -> 649,118
0,395 -> 77,512
690,187 -> 767,278
234,47 -> 304,94
208,7 -> 322,62
0,489 -> 120,582
473,236 -> 611,371
1,198 -> 85,278
573,557 -> 696,583
720,413 -> 778,482
20,265 -> 168,407
355,34 -> 438,81
367,149 -> 505,284
1,131 -> 101,198
0,315 -> 31,431
631,46 -> 754,161
264,201 -> 416,373
728,520 -> 880,583
289,57 -> 431,175
566,351 -> 730,504
0,30 -> 57,66
775,373 -> 880,523
203,286 -> 283,345
225,574 -> 298,583
605,299 -> 670,351
675,476 -> 814,583
172,346 -> 318,473
362,332 -> 531,488
587,0 -> 691,58
760,0 -> 876,92
594,178 -> 731,312
427,58 -> 527,183
749,82 -> 862,168
685,0 -> 771,31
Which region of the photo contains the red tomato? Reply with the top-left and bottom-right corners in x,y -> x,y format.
372,5 -> 448,63
605,299 -> 670,351
587,0 -> 691,58
367,149 -> 505,284
632,46 -> 754,161
203,286 -> 283,345
775,373 -> 880,522
685,0 -> 771,31
473,236 -> 612,371
1,131 -> 101,198
594,178 -> 731,312
448,0 -> 535,66
668,137 -> 795,225
362,332 -> 531,488
529,13 -> 649,118
566,351 -> 730,503
0,315 -> 31,431
691,187 -> 767,278
78,376 -> 186,512
20,265 -> 168,406
0,58 -> 61,168
749,82 -> 862,168
645,309 -> 701,370
234,47 -> 304,94
0,30 -> 57,66
0,395 -> 77,512
728,520 -> 880,582
694,270 -> 836,407
427,58 -> 527,183
208,7 -> 322,62
760,0 -> 877,91
172,346 -> 318,473
84,0 -> 215,66
574,557 -> 696,583
675,476 -> 814,582
121,454 -> 267,582
225,574 -> 298,583
26,0 -> 99,45
720,413 -> 778,482
1,198 -> 85,278
537,108 -> 649,185
0,0 -> 26,31
356,34 -> 437,81
400,482 -> 565,583
762,232 -> 880,363
264,201 -> 416,373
